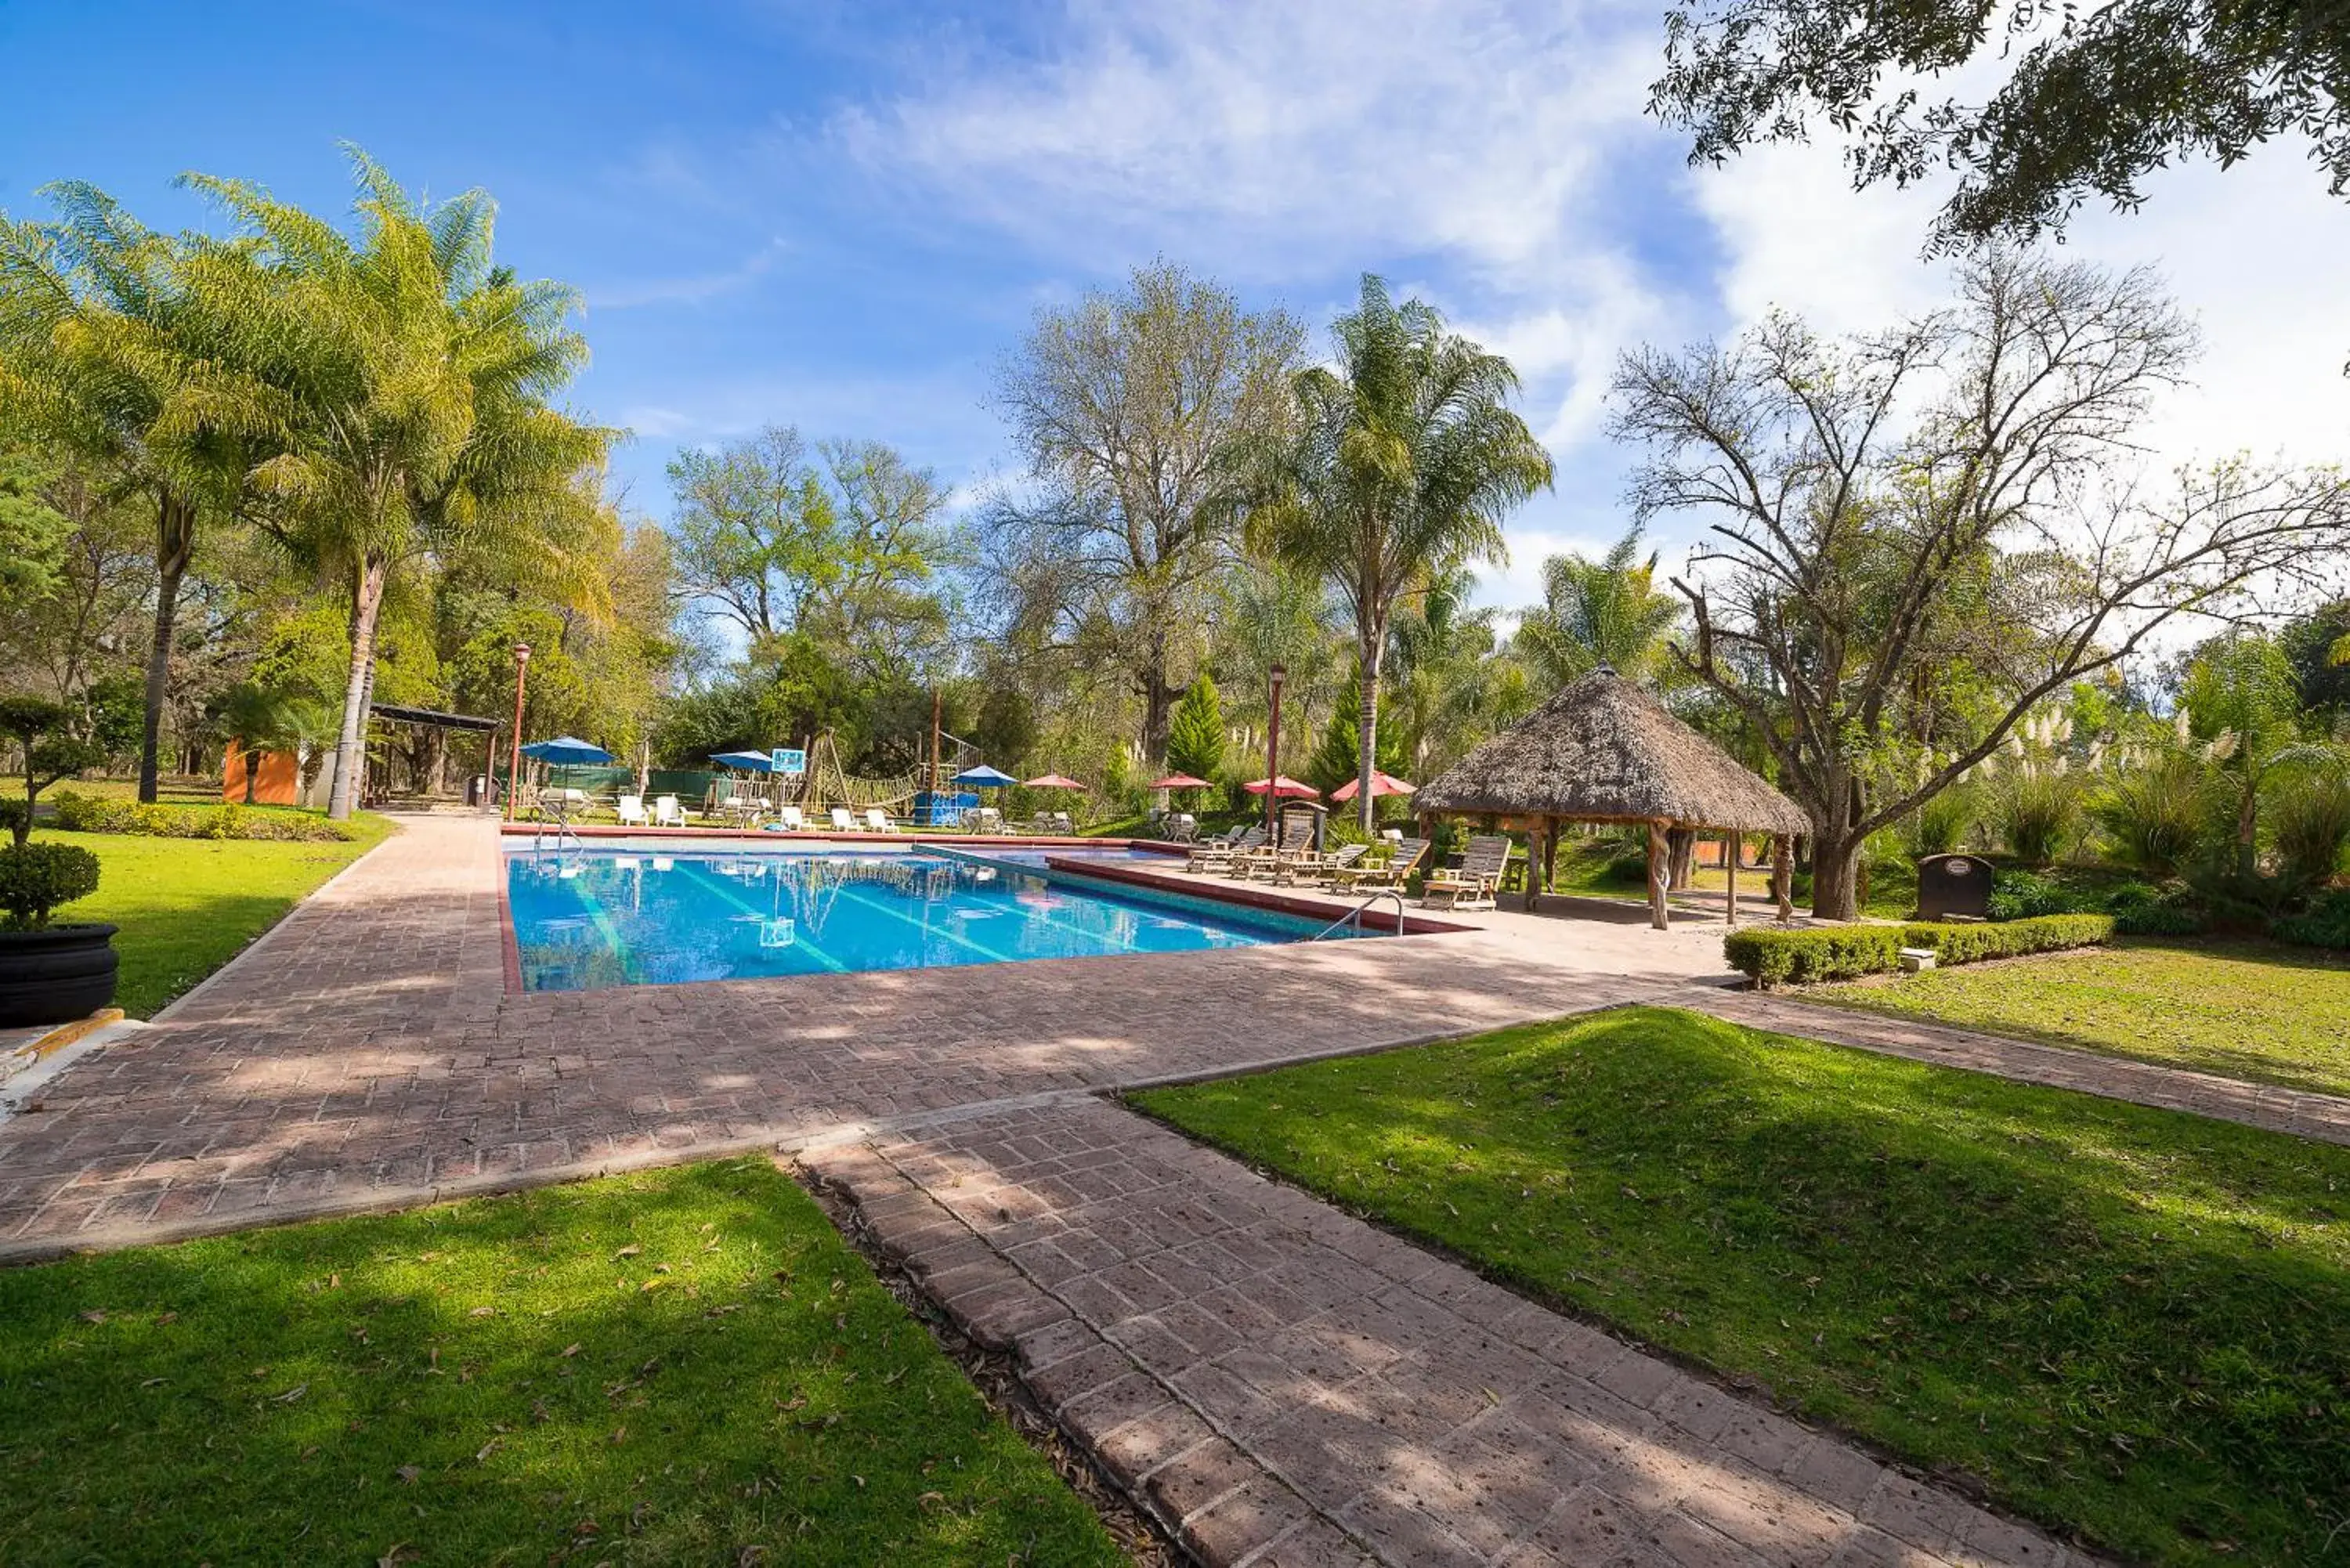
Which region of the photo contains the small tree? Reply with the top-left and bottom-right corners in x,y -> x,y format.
0,696 -> 104,848
1164,674 -> 1226,784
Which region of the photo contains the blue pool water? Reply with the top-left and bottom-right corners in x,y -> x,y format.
505,848 -> 1336,992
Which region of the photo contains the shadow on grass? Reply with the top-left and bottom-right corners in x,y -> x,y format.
1137,1006 -> 2350,1566
0,1159 -> 1119,1567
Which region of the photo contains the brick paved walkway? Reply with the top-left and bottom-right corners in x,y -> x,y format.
0,816 -> 1716,1258
809,1102 -> 2085,1568
1696,992 -> 2350,1147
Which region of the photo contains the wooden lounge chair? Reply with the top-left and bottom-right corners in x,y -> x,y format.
1238,817 -> 1318,880
1274,841 -> 1369,887
1421,835 -> 1513,911
1330,836 -> 1429,893
1185,824 -> 1264,873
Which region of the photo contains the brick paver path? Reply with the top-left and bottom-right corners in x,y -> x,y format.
1697,992 -> 2350,1146
809,1103 -> 2086,1568
0,816 -> 1712,1257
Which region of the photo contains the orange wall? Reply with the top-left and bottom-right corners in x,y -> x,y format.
222,744 -> 300,806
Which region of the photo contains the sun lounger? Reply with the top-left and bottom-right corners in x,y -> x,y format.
652,793 -> 686,829
616,793 -> 648,828
1421,835 -> 1513,911
829,807 -> 859,833
1185,824 -> 1264,873
1275,841 -> 1369,887
862,807 -> 895,833
768,805 -> 804,832
1331,837 -> 1429,894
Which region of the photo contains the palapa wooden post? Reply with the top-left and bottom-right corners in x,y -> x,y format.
1724,830 -> 1738,927
1647,818 -> 1669,930
1773,833 -> 1793,923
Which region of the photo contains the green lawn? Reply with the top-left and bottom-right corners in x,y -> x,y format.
1821,938 -> 2350,1100
0,1158 -> 1122,1566
49,819 -> 393,1017
1133,1007 -> 2350,1566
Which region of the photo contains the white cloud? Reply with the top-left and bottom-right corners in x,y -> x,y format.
588,237 -> 791,310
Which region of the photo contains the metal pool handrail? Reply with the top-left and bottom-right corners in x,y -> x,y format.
1314,889 -> 1405,941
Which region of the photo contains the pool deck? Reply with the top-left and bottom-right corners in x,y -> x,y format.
0,815 -> 2140,1565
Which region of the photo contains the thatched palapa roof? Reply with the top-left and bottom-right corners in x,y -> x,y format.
1415,670 -> 1808,835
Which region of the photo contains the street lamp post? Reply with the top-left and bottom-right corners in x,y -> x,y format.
1265,663 -> 1286,839
504,642 -> 531,822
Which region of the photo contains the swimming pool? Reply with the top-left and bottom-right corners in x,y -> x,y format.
504,847 -> 1343,992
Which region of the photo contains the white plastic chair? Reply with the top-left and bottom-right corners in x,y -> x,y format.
830,806 -> 859,833
616,793 -> 648,827
863,807 -> 894,833
773,805 -> 805,832
653,794 -> 686,828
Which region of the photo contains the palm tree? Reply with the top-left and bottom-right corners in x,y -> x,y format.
0,192 -> 276,804
1513,524 -> 1683,688
1249,276 -> 1553,828
179,150 -> 613,818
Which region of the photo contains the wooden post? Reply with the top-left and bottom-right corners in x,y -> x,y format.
1526,818 -> 1546,912
1724,830 -> 1738,927
1773,833 -> 1793,923
1647,819 -> 1669,930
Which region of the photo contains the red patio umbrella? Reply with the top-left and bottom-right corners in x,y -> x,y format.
1148,772 -> 1213,790
1022,771 -> 1087,790
1241,775 -> 1319,798
1329,769 -> 1416,803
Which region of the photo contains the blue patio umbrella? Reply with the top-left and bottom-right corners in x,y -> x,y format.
520,736 -> 613,766
709,750 -> 781,774
953,764 -> 1019,787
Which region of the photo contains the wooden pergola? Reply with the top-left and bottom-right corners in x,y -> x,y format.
1413,670 -> 1810,930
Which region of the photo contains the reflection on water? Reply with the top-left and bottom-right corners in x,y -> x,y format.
508,851 -> 1324,992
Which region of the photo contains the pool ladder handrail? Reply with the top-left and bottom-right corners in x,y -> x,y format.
532,819 -> 584,853
1314,888 -> 1406,941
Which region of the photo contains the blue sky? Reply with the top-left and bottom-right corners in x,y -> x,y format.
6,0 -> 2346,616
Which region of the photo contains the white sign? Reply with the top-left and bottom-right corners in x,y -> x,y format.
771,746 -> 807,776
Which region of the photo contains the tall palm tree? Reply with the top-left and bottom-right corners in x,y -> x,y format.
179,150 -> 613,818
1513,524 -> 1683,688
0,193 -> 275,803
1249,276 -> 1553,828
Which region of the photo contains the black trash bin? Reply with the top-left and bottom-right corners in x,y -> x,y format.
467,775 -> 486,807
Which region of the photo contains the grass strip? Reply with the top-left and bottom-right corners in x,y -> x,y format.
0,1158 -> 1122,1566
1134,1005 -> 2350,1565
1820,938 -> 2350,1100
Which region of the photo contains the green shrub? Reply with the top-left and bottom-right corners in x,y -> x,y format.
1987,869 -> 2097,919
0,840 -> 101,929
2273,890 -> 2350,950
2113,900 -> 2205,936
2271,769 -> 2350,888
47,789 -> 352,843
1723,926 -> 1901,987
1901,912 -> 2113,963
2095,751 -> 2214,875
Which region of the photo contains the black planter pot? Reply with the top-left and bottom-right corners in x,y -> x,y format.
0,923 -> 120,1028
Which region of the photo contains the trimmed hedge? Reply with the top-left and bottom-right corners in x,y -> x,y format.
1725,912 -> 2113,987
1723,926 -> 1901,987
1899,913 -> 2113,963
0,841 -> 101,928
49,790 -> 356,843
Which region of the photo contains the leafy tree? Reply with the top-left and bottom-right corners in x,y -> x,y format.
986,261 -> 1302,760
0,696 -> 103,847
1306,673 -> 1407,800
1614,251 -> 2345,917
183,150 -> 613,819
667,426 -> 837,644
1386,565 -> 1529,779
0,191 -> 271,803
1249,275 -> 1553,829
1513,524 -> 1683,688
2280,598 -> 2350,728
971,686 -> 1037,775
2181,631 -> 2314,880
0,445 -> 71,598
1650,0 -> 2350,251
1164,674 -> 1227,783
